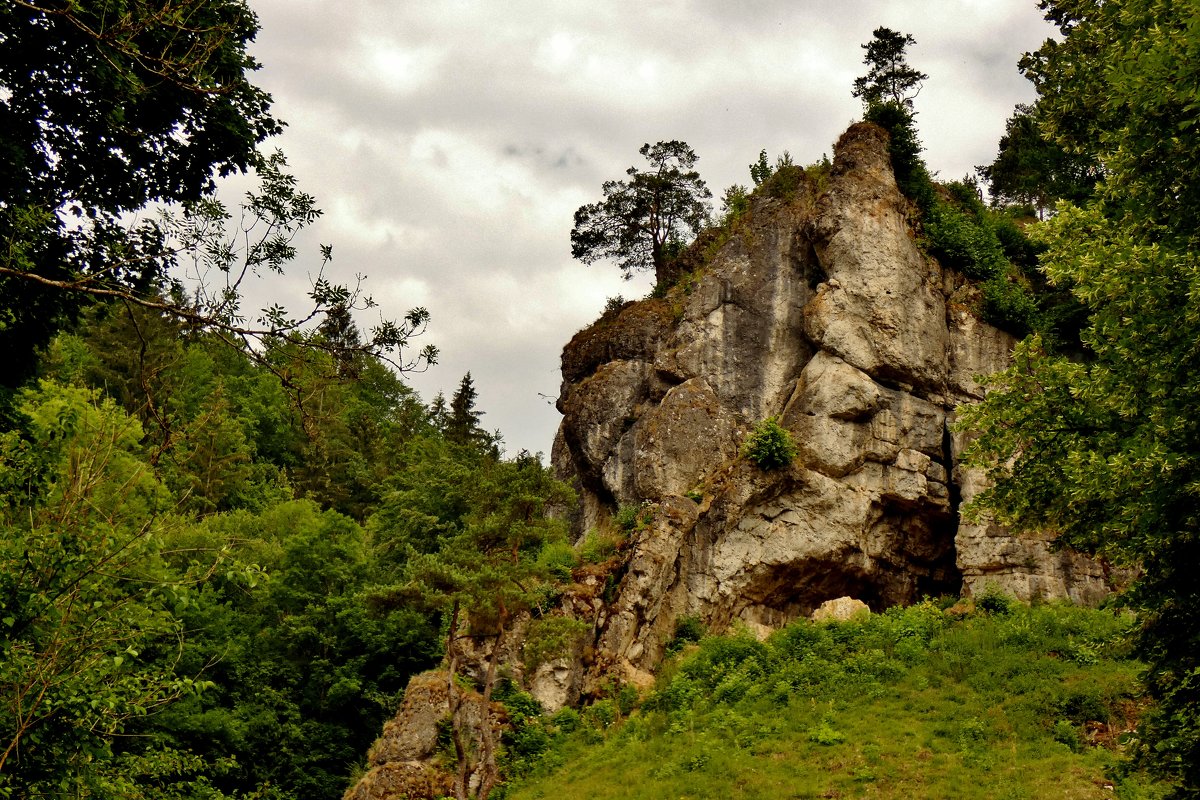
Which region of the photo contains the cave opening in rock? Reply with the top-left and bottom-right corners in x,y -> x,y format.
735,529 -> 962,629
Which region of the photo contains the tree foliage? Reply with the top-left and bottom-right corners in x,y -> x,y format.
0,302 -> 560,797
852,27 -> 928,110
0,2 -> 571,798
570,141 -> 711,287
0,381 -> 240,796
0,0 -> 435,405
977,103 -> 1098,218
961,2 -> 1200,794
445,372 -> 497,455
0,0 -> 279,387
391,452 -> 574,800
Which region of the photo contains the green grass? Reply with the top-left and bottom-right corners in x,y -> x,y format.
499,600 -> 1169,800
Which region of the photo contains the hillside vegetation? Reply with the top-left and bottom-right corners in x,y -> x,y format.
503,598 -> 1166,800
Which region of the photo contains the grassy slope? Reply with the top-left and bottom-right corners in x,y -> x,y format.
501,598 -> 1169,800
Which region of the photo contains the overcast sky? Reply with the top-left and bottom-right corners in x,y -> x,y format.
233,0 -> 1055,457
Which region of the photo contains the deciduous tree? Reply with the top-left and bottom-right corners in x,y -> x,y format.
0,1 -> 436,406
961,2 -> 1200,793
977,103 -> 1098,218
0,0 -> 278,387
0,381 -> 236,795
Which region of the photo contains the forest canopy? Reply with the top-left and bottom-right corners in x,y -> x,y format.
0,2 -> 562,798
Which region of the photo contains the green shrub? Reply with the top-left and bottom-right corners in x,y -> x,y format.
807,717 -> 847,746
768,619 -> 826,660
644,673 -> 701,713
991,215 -> 1045,272
759,163 -> 807,201
523,616 -> 590,673
976,585 -> 1016,616
666,614 -> 706,654
537,539 -> 579,582
584,699 -> 617,730
549,706 -> 581,734
504,721 -> 553,769
742,417 -> 798,470
865,102 -> 936,210
603,295 -> 627,315
680,633 -> 770,689
923,199 -> 1007,280
805,154 -> 833,194
981,271 -> 1039,336
579,528 -> 621,563
719,184 -> 751,225
944,178 -> 987,211
749,149 -> 773,186
614,503 -> 653,532
497,684 -> 545,719
1052,719 -> 1083,752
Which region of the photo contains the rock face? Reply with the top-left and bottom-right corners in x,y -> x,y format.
344,672 -> 456,800
553,123 -> 1114,678
345,123 -> 1118,800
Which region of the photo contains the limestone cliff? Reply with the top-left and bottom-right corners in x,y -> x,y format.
551,122 -> 1112,682
344,123 -> 1115,799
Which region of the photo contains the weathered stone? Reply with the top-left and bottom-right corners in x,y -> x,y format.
633,378 -> 738,498
347,670 -> 493,800
365,671 -> 447,765
528,657 -> 582,714
557,359 -> 649,495
550,121 -> 1116,677
560,298 -> 675,385
342,760 -> 451,800
804,125 -> 949,394
346,122 -> 1121,800
811,596 -> 871,622
946,285 -> 1018,402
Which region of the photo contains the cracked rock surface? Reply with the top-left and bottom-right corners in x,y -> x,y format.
346,123 -> 1120,800
554,122 -> 1115,675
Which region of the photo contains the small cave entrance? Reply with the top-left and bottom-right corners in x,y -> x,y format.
733,518 -> 963,629
735,556 -> 898,629
869,499 -> 964,602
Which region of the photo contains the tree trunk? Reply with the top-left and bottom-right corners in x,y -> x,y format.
445,602 -> 472,800
476,608 -> 506,800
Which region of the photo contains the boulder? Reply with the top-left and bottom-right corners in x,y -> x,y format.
811,596 -> 871,622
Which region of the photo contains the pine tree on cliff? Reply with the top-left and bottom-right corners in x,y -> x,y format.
852,27 -> 928,110
445,372 -> 499,456
853,27 -> 935,210
570,141 -> 712,288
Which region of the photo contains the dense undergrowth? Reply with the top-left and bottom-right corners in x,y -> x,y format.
497,596 -> 1166,800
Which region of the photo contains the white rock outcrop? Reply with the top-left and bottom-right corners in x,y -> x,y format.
553,122 -> 1115,679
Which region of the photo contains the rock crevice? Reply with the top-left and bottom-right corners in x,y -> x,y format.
555,122 -> 1114,677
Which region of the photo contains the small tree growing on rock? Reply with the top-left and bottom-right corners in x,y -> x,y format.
852,27 -> 928,110
743,417 -> 798,471
571,141 -> 712,288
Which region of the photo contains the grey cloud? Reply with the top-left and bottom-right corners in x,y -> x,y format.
235,0 -> 1055,455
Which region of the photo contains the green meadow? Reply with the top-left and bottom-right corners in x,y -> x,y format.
500,597 -> 1167,800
